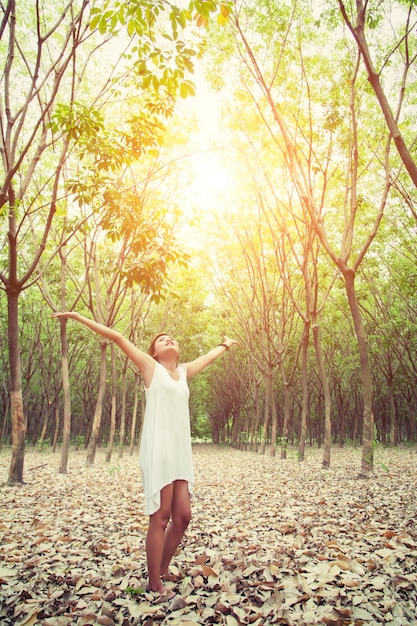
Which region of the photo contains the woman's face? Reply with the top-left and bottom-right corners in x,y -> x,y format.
151,334 -> 179,360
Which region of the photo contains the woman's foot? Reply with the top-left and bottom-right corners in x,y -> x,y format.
145,585 -> 176,604
146,582 -> 167,594
161,571 -> 182,583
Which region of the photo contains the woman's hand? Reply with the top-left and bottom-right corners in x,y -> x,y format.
221,336 -> 239,349
51,311 -> 80,320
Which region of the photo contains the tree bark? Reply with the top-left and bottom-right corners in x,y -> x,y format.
39,408 -> 49,442
388,377 -> 397,446
280,384 -> 290,460
0,394 -> 10,454
269,389 -> 277,457
260,373 -> 271,454
52,405 -> 60,451
118,367 -> 127,459
129,373 -> 140,455
105,344 -> 117,462
7,287 -> 25,484
298,322 -> 310,461
343,269 -> 374,476
86,341 -> 107,466
250,378 -> 261,452
59,317 -> 72,473
313,324 -> 332,468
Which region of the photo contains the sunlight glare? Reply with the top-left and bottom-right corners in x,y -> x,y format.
177,76 -> 245,222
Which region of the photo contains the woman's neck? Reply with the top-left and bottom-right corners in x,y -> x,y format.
158,357 -> 178,373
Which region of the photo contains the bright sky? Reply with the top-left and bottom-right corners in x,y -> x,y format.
174,73 -> 246,227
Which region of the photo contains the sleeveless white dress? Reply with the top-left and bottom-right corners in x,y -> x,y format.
139,362 -> 194,515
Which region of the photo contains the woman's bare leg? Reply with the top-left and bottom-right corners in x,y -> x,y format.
160,480 -> 191,577
145,483 -> 173,593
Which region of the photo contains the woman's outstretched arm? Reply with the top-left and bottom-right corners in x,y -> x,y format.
184,336 -> 239,379
52,312 -> 156,386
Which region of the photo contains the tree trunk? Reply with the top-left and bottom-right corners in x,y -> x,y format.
344,269 -> 374,476
39,408 -> 49,442
138,389 -> 145,445
52,405 -> 59,451
260,374 -> 271,454
7,287 -> 26,485
298,323 -> 310,461
59,317 -> 72,473
0,395 -> 10,454
279,361 -> 290,460
86,341 -> 107,467
312,324 -> 332,468
129,373 -> 140,455
269,389 -> 277,457
118,367 -> 127,459
105,344 -> 117,462
250,380 -> 261,452
388,378 -> 397,446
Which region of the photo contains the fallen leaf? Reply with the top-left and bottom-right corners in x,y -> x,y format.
0,446 -> 416,625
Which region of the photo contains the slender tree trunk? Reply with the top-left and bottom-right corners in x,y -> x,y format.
270,389 -> 277,457
0,395 -> 10,454
136,386 -> 146,448
260,374 -> 271,454
344,269 -> 374,476
279,361 -> 290,460
312,324 -> 332,468
7,195 -> 25,483
59,317 -> 72,473
251,381 -> 261,452
388,378 -> 397,446
280,389 -> 290,460
335,386 -> 345,446
118,368 -> 127,459
298,323 -> 310,461
105,344 -> 117,462
243,411 -> 250,450
39,408 -> 49,442
86,342 -> 107,467
7,287 -> 26,485
129,374 -> 140,455
405,397 -> 416,442
52,405 -> 59,451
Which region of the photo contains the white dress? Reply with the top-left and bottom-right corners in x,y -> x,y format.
139,362 -> 194,515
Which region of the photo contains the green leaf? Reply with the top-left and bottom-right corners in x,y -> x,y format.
124,586 -> 145,596
98,15 -> 108,35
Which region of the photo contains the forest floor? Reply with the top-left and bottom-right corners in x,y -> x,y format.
0,444 -> 416,626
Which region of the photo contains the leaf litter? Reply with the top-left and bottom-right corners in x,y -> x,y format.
0,445 -> 416,625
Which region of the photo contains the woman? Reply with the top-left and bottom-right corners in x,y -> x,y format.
52,311 -> 238,601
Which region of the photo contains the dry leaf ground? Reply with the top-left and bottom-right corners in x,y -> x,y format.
0,444 -> 416,626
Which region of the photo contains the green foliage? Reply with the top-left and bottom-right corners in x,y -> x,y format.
89,0 -> 231,99
73,435 -> 85,450
50,103 -> 105,141
124,586 -> 145,595
192,414 -> 212,441
108,463 -> 121,476
121,113 -> 167,157
36,438 -> 51,452
99,186 -> 190,302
